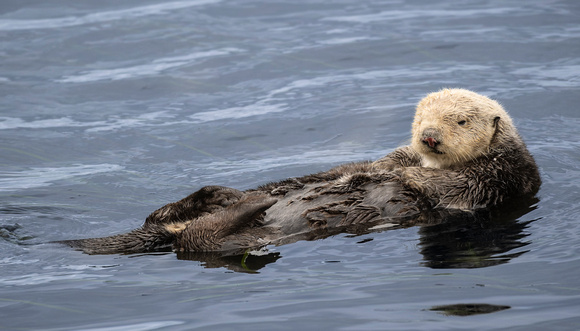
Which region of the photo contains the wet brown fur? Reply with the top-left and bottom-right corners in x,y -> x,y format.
60,89 -> 541,255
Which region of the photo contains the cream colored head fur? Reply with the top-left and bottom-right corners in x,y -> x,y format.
411,88 -> 517,169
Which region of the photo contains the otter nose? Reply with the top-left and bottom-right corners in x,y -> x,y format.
423,137 -> 438,148
421,128 -> 441,148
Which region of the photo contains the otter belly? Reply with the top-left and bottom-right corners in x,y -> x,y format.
252,180 -> 414,247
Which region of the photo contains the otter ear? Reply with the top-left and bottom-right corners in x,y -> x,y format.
493,116 -> 500,127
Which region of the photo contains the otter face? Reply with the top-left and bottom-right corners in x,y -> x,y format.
411,89 -> 507,169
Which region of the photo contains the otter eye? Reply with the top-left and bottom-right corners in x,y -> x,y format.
458,120 -> 467,126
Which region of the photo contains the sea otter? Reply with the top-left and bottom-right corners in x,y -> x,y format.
60,89 -> 541,255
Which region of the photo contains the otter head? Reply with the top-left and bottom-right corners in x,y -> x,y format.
411,88 -> 514,169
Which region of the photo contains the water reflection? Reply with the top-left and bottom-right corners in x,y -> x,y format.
418,199 -> 538,269
171,198 -> 538,272
176,250 -> 281,273
430,303 -> 511,316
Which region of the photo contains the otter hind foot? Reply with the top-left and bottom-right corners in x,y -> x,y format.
174,194 -> 277,252
144,185 -> 244,228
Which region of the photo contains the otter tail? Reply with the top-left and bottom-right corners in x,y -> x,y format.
57,226 -> 174,255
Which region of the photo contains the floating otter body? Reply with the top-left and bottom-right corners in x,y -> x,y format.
61,89 -> 541,255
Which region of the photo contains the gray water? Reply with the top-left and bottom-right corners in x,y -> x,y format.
1,0 -> 579,330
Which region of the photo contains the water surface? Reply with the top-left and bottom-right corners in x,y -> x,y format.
1,0 -> 580,330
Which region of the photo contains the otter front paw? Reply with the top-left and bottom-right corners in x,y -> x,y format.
396,167 -> 424,191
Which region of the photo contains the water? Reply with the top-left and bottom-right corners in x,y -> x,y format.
1,0 -> 579,329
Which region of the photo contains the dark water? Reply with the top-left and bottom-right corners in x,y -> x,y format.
1,0 -> 579,330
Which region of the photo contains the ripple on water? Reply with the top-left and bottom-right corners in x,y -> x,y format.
0,272 -> 112,287
323,7 -> 538,23
57,48 -> 243,83
71,321 -> 185,331
0,164 -> 124,192
0,0 -> 222,31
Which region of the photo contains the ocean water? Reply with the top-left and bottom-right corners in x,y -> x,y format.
1,0 -> 579,330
